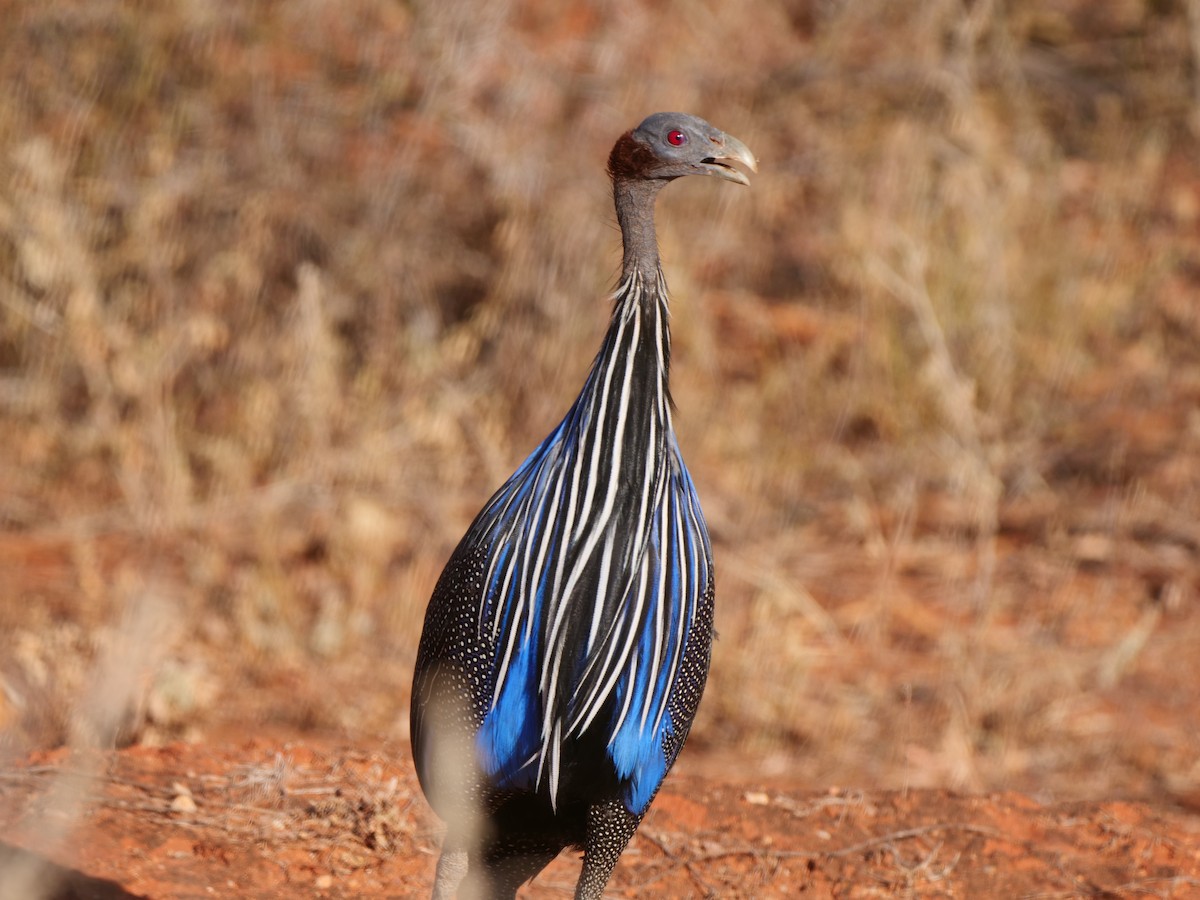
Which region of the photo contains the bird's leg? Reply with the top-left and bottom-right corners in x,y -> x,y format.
574,799 -> 643,900
431,838 -> 469,900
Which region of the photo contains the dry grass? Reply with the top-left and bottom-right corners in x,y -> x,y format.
1,0 -> 1198,814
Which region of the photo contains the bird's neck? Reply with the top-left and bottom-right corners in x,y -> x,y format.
596,175 -> 673,441
602,260 -> 673,443
614,177 -> 665,284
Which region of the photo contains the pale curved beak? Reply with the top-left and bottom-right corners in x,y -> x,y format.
700,132 -> 758,186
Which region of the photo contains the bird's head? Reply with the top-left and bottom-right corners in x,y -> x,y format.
608,112 -> 758,187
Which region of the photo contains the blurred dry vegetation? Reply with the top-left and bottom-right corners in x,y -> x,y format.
0,0 -> 1198,810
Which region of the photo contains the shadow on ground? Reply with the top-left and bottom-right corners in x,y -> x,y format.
0,842 -> 145,900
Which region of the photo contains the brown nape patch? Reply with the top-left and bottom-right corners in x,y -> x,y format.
608,132 -> 659,181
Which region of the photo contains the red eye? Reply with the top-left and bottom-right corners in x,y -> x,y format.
667,130 -> 687,146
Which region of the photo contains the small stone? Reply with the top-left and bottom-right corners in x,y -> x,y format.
1075,533 -> 1113,563
170,793 -> 197,813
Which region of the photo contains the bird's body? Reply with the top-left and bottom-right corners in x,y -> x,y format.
411,113 -> 755,899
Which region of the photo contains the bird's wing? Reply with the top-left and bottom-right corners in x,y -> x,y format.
466,409 -> 710,812
566,448 -> 712,813
460,277 -> 711,812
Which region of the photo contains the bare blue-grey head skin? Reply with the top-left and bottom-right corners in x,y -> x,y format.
610,112 -> 757,280
616,111 -> 757,184
410,113 -> 754,900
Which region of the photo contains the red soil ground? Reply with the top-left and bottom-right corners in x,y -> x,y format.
2,735 -> 1198,899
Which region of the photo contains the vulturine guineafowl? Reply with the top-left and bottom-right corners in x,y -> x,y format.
410,112 -> 757,899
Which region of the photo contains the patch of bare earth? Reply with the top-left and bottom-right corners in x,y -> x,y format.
2,738 -> 1198,899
